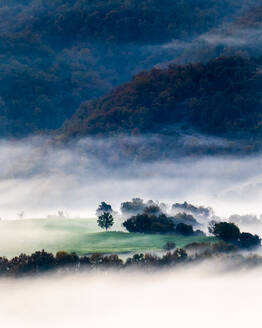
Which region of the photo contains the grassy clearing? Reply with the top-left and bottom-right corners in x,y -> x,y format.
0,218 -> 216,258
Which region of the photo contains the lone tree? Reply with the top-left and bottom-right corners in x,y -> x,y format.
96,202 -> 113,216
97,212 -> 114,231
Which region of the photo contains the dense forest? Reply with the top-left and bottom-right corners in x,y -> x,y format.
62,56 -> 262,139
0,0 -> 259,136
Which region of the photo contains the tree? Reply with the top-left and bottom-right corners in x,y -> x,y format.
120,198 -> 146,215
173,212 -> 198,226
123,213 -> 174,234
96,202 -> 113,216
97,212 -> 114,231
208,221 -> 240,242
175,223 -> 194,236
239,232 -> 261,249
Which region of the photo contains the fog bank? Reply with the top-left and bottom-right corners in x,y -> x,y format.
1,136 -> 262,219
0,266 -> 261,327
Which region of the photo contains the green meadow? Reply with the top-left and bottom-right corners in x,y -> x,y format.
0,218 -> 215,258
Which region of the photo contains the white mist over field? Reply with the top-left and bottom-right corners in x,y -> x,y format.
0,266 -> 261,327
1,136 -> 262,219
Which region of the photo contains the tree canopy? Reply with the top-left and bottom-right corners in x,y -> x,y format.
62,56 -> 262,141
97,212 -> 114,231
0,0 -> 258,136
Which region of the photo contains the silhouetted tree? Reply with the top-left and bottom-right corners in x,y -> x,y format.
97,212 -> 114,231
209,221 -> 240,242
123,213 -> 174,234
96,202 -> 113,216
239,232 -> 261,249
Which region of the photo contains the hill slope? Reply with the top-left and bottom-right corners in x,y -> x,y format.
0,0 -> 257,136
0,218 -> 214,258
61,56 -> 262,139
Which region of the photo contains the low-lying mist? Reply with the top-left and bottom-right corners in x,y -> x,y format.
1,135 -> 262,221
0,263 -> 261,327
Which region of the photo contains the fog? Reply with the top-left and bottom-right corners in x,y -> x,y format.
1,136 -> 262,220
176,20 -> 262,64
0,263 -> 261,327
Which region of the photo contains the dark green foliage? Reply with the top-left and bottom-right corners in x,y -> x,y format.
175,223 -> 194,236
239,232 -> 261,249
209,221 -> 261,249
209,221 -> 240,242
123,213 -> 175,234
97,212 -> 114,231
96,202 -> 113,216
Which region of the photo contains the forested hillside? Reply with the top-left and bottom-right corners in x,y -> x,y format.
0,0 -> 257,136
61,56 -> 262,139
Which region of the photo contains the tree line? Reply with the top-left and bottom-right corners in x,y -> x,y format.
1,239 -> 262,277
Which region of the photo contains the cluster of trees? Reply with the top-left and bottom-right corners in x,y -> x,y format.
0,0 -> 251,136
63,55 -> 262,140
120,198 -> 206,224
122,213 -> 203,236
209,221 -> 261,249
0,248 -> 189,277
123,213 -> 175,234
95,200 -> 262,250
172,201 -> 213,218
96,199 -> 203,235
1,238 -> 262,277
